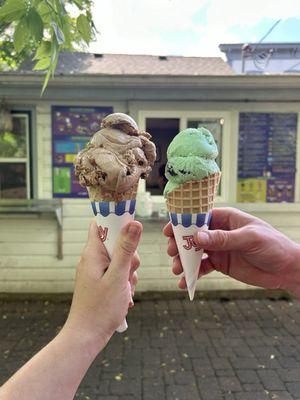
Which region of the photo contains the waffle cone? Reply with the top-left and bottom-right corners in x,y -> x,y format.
166,172 -> 221,214
88,182 -> 139,202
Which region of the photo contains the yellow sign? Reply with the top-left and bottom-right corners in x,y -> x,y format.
65,154 -> 76,163
237,179 -> 267,203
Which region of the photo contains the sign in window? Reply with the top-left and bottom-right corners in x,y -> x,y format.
52,106 -> 113,198
238,112 -> 297,203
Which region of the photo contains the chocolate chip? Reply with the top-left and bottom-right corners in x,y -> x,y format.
126,169 -> 131,176
138,160 -> 144,166
141,173 -> 146,179
167,166 -> 177,176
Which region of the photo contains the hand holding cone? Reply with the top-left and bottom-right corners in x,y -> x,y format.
164,127 -> 221,300
74,113 -> 156,332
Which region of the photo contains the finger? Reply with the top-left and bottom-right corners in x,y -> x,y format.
178,276 -> 187,289
167,237 -> 178,257
130,271 -> 138,296
172,255 -> 183,275
131,252 -> 140,272
107,221 -> 143,283
210,207 -> 255,230
199,257 -> 215,276
222,261 -> 283,291
82,221 -> 110,275
163,222 -> 174,238
194,227 -> 251,252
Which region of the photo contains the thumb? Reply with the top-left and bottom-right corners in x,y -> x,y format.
195,227 -> 250,252
106,221 -> 143,282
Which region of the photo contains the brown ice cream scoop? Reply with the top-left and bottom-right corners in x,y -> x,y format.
101,113 -> 139,136
74,113 -> 156,199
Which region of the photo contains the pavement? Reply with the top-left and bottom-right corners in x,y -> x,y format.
1,297 -> 300,400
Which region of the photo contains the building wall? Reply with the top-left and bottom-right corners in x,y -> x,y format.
0,99 -> 300,293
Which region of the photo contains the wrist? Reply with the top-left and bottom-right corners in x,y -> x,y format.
61,319 -> 111,358
283,243 -> 300,298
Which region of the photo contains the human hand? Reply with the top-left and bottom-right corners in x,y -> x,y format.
164,207 -> 300,297
64,220 -> 142,351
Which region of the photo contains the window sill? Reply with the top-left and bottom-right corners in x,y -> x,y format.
0,199 -> 63,259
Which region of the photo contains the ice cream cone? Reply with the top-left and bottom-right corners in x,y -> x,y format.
89,183 -> 139,333
74,112 -> 156,334
166,173 -> 221,300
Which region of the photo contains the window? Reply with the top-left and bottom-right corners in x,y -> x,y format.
140,111 -> 228,201
145,118 -> 180,195
187,118 -> 223,172
0,113 -> 31,199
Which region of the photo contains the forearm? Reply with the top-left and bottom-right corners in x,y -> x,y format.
284,242 -> 300,298
0,327 -> 107,400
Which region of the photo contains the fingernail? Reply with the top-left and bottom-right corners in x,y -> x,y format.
128,223 -> 140,237
197,231 -> 209,245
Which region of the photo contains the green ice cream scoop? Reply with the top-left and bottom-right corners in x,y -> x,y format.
163,127 -> 220,197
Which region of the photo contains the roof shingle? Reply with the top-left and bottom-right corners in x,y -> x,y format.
19,52 -> 234,76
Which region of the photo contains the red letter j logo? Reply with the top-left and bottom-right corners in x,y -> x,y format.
182,235 -> 201,251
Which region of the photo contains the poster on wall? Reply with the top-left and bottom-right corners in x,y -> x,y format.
52,106 -> 113,198
237,112 -> 297,203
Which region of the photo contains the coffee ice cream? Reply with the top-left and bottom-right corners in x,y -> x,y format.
74,113 -> 156,201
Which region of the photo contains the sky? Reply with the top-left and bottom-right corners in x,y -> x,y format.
88,0 -> 300,57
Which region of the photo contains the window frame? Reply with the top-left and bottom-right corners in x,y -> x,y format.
138,110 -> 232,204
0,112 -> 31,199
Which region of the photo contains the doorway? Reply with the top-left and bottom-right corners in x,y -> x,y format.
145,118 -> 180,195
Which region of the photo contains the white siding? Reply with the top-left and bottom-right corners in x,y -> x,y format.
1,200 -> 300,293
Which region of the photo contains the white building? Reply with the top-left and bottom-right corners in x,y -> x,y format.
220,42 -> 300,74
0,52 -> 300,295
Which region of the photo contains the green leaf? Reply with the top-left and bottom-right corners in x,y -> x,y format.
32,0 -> 43,7
33,41 -> 51,60
27,8 -> 44,42
72,0 -> 83,10
41,68 -> 51,95
37,2 -> 51,22
0,0 -> 27,22
50,35 -> 59,66
55,0 -> 67,15
33,57 -> 51,70
51,20 -> 65,44
76,14 -> 91,44
13,18 -> 29,53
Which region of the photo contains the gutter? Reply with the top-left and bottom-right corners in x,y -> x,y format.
1,73 -> 300,90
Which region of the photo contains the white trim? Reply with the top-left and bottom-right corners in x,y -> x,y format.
138,109 -> 231,203
296,112 -> 300,202
0,113 -> 30,199
0,158 -> 27,163
228,111 -> 239,202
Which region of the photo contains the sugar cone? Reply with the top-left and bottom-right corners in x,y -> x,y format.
88,183 -> 139,333
166,173 -> 221,300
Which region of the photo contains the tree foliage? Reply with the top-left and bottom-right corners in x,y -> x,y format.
0,0 -> 96,93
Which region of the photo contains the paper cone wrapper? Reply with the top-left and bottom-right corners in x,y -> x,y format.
90,198 -> 136,333
170,212 -> 211,300
166,173 -> 221,300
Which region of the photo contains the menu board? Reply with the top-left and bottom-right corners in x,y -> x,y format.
237,112 -> 297,203
52,106 -> 113,198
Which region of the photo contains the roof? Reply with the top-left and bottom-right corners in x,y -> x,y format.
19,52 -> 234,76
219,42 -> 300,52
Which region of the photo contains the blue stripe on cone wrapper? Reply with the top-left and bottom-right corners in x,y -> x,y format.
91,199 -> 136,217
169,212 -> 211,301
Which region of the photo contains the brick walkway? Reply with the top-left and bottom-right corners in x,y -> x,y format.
1,298 -> 300,400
